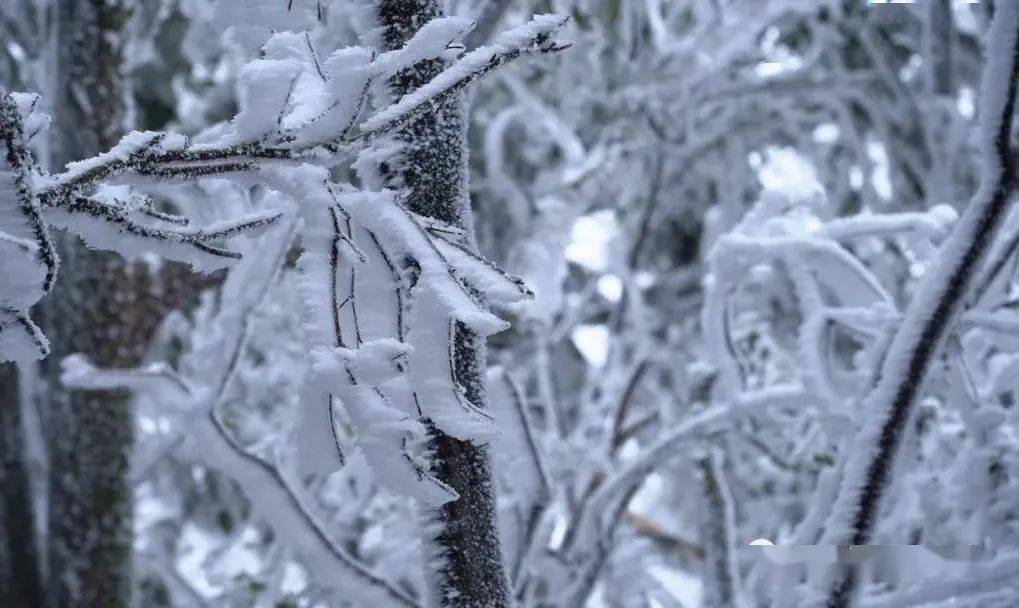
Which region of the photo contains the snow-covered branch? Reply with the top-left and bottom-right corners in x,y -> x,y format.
699,449 -> 742,608
35,15 -> 570,207
360,14 -> 569,136
0,12 -> 568,365
0,90 -> 56,360
821,4 -> 1019,605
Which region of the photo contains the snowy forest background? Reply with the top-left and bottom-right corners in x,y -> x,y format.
2,0 -> 1019,607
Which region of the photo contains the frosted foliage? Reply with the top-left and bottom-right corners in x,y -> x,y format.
286,167 -> 531,504
0,4 -> 571,606
6,0 -> 1019,607
0,92 -> 51,360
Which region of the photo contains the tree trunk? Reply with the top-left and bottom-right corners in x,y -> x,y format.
40,2 -> 207,606
375,2 -> 512,606
0,363 -> 43,608
41,3 -> 137,606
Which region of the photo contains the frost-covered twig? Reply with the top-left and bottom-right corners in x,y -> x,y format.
199,411 -> 423,608
494,369 -> 551,590
0,91 -> 56,294
0,92 -> 287,360
33,16 -> 570,210
699,449 -> 742,608
360,14 -> 570,136
55,196 -> 283,264
66,216 -> 423,607
821,5 -> 1019,606
610,359 -> 650,454
0,91 -> 58,358
60,354 -> 191,396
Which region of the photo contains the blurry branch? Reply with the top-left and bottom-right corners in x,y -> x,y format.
575,384 -> 806,563
532,327 -> 565,438
555,471 -> 604,565
971,213 -> 1019,306
628,154 -> 664,270
0,3 -> 36,50
610,359 -> 650,455
194,411 -> 422,608
859,551 -> 1019,608
699,450 -> 742,608
498,370 -> 552,591
693,72 -> 881,107
614,410 -> 660,448
925,0 -> 955,96
60,355 -> 191,395
501,369 -> 551,491
560,483 -> 642,608
741,431 -> 801,474
627,513 -> 704,560
465,0 -> 515,49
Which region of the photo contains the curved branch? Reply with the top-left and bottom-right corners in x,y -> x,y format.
822,5 -> 1019,605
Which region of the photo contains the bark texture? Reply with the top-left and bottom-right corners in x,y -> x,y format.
376,1 -> 512,606
41,2 -> 211,606
42,4 -> 139,606
0,364 -> 43,608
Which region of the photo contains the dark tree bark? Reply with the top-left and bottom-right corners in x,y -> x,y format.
40,2 -> 211,606
926,0 -> 955,96
0,364 -> 43,608
376,1 -> 512,606
41,4 -> 140,606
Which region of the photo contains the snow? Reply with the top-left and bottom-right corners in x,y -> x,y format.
812,123 -> 840,144
866,140 -> 893,201
565,210 -> 618,272
958,86 -> 976,119
648,565 -> 704,608
572,324 -> 610,367
597,274 -> 623,303
5,1 -> 1018,606
371,17 -> 474,79
755,147 -> 822,199
360,14 -> 569,135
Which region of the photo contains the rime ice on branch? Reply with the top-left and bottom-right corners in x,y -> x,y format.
0,14 -> 567,372
821,3 -> 1019,606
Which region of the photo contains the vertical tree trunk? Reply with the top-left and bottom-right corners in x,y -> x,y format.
924,0 -> 956,207
375,1 -> 512,606
925,0 -> 954,96
0,364 -> 43,608
42,3 -> 136,606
